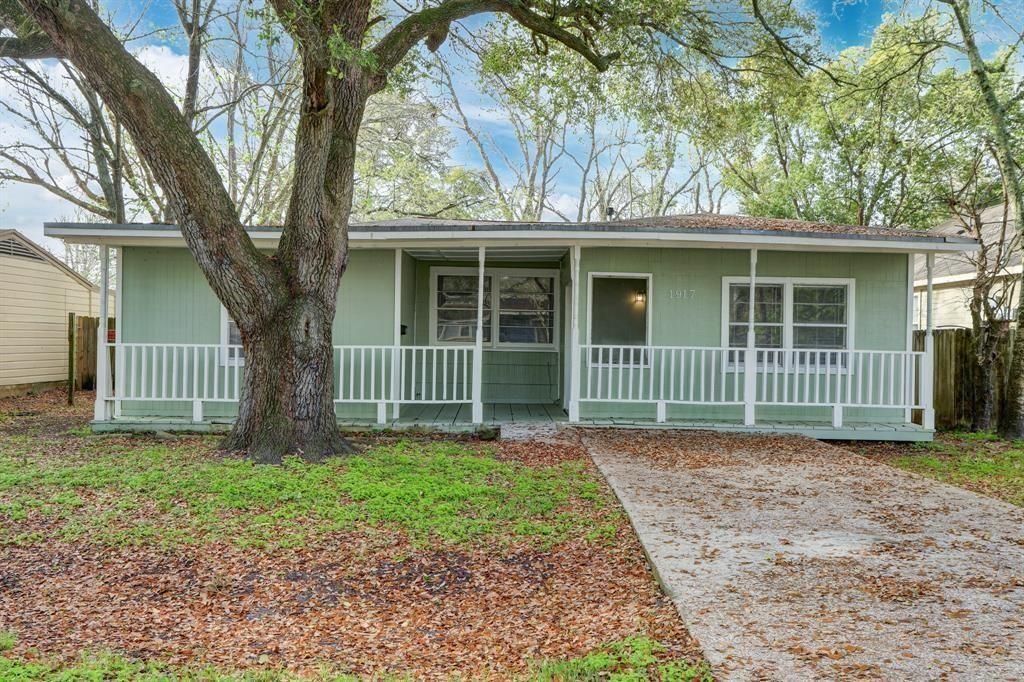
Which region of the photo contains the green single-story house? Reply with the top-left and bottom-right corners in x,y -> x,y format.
47,214 -> 976,440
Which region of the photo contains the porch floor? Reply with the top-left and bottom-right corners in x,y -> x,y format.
94,402 -> 932,441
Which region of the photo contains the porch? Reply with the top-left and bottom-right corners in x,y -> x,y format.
86,240 -> 940,441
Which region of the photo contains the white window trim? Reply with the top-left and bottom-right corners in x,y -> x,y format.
586,272 -> 653,367
428,266 -> 560,351
721,276 -> 855,351
219,305 -> 244,366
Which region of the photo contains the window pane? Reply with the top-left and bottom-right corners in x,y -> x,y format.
224,318 -> 245,361
499,312 -> 554,344
497,275 -> 555,345
499,292 -> 555,311
794,285 -> 846,323
227,319 -> 242,346
591,277 -> 648,346
794,326 -> 846,349
500,275 -> 553,294
731,324 -> 783,348
436,274 -> 491,343
437,275 -> 491,310
728,324 -> 747,347
755,325 -> 783,347
438,275 -> 490,293
729,284 -> 783,323
437,309 -> 492,324
438,323 -> 492,343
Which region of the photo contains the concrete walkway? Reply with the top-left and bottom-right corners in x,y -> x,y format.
582,430 -> 1024,681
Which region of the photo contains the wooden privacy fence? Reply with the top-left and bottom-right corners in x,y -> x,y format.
70,316 -> 115,393
915,327 -> 1015,431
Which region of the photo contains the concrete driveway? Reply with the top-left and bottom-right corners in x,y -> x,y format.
582,429 -> 1024,681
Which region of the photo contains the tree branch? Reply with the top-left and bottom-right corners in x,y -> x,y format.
0,34 -> 57,58
7,0 -> 287,320
370,0 -> 618,93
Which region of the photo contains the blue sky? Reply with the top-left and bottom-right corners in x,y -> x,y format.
0,0 -> 958,254
809,0 -> 886,48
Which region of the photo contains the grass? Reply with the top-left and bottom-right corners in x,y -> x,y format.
529,638 -> 712,681
0,638 -> 708,681
885,431 -> 1024,506
0,437 -> 618,550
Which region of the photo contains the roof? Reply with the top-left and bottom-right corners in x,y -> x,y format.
0,229 -> 97,290
913,204 -> 1018,284
44,213 -> 979,253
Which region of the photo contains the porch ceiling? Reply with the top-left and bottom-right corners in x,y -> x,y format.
404,246 -> 568,262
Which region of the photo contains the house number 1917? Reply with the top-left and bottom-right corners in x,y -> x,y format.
669,289 -> 697,300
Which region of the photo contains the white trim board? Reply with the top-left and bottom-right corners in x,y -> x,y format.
46,225 -> 978,254
585,271 -> 654,348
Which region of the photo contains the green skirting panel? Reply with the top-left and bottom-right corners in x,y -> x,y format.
91,404 -> 932,441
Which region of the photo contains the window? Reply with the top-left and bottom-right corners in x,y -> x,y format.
220,307 -> 245,365
498,275 -> 555,344
436,274 -> 491,343
588,274 -> 650,365
792,285 -> 847,349
724,278 -> 852,366
430,268 -> 558,349
727,284 -> 784,349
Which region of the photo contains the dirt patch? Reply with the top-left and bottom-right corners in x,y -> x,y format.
0,389 -> 94,437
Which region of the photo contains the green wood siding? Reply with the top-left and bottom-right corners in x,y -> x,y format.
115,244 -> 910,424
576,247 -> 910,422
120,247 -> 396,418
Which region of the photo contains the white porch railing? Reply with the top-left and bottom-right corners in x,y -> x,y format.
105,343 -> 473,424
580,346 -> 741,405
100,342 -> 931,430
577,345 -> 929,427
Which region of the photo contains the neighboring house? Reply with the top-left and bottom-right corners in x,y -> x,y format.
0,229 -> 108,397
47,214 -> 976,441
913,204 -> 1019,329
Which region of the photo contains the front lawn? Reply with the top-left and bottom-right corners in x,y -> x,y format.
851,431 -> 1024,506
0,390 -> 708,680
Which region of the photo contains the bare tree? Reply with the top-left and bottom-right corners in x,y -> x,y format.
935,0 -> 1024,436
936,147 -> 1018,430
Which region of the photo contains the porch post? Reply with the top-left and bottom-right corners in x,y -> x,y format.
114,246 -> 123,418
472,246 -> 485,424
904,253 -> 914,424
923,253 -> 935,430
391,248 -> 402,421
94,245 -> 111,422
569,245 -> 581,423
744,248 -> 757,426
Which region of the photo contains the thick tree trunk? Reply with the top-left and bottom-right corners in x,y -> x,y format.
223,294 -> 352,463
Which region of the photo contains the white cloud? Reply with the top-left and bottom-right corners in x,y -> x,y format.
0,182 -> 72,254
133,44 -> 190,97
544,192 -> 579,221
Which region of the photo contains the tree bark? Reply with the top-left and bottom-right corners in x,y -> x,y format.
223,295 -> 351,463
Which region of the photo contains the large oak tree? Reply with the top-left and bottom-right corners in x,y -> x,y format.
0,0 -> 793,462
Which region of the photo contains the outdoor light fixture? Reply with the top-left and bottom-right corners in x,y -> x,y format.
635,291 -> 646,304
